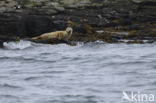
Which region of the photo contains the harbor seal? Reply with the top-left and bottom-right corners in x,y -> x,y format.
32,27 -> 73,42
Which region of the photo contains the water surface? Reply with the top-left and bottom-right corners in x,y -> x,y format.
0,40 -> 156,103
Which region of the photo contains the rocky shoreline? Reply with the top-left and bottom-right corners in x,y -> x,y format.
0,0 -> 156,46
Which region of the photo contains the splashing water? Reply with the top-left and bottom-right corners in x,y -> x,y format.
3,40 -> 33,50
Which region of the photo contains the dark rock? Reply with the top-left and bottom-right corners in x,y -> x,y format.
53,20 -> 67,30
0,13 -> 19,35
26,38 -> 69,45
0,0 -> 156,44
72,25 -> 87,34
0,40 -> 4,47
17,15 -> 54,37
0,36 -> 20,47
17,15 -> 68,37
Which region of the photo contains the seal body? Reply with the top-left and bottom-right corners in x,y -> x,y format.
33,27 -> 73,42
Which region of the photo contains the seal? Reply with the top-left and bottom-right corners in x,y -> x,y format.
32,27 -> 73,42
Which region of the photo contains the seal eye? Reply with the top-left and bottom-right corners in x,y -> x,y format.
68,30 -> 71,34
66,27 -> 73,35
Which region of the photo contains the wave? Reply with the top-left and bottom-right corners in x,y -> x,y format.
2,39 -> 106,50
3,40 -> 33,50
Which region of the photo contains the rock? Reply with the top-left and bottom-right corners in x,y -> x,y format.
25,38 -> 69,45
0,40 -> 4,47
0,0 -> 156,44
131,0 -> 156,4
0,7 -> 6,13
17,15 -> 56,37
0,36 -> 20,47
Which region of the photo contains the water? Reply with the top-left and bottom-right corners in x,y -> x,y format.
0,40 -> 156,103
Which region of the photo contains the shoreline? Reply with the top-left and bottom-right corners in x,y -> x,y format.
0,0 -> 156,45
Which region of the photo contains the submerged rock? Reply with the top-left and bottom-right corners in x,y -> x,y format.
0,36 -> 20,47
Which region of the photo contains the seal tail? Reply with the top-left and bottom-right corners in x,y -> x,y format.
32,36 -> 40,40
23,38 -> 34,42
24,37 -> 40,42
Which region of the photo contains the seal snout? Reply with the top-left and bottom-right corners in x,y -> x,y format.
66,27 -> 73,34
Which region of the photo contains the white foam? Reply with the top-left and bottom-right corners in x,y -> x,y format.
3,40 -> 32,50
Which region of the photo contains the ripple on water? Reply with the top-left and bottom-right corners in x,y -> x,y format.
0,41 -> 156,103
0,83 -> 23,90
0,94 -> 22,103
